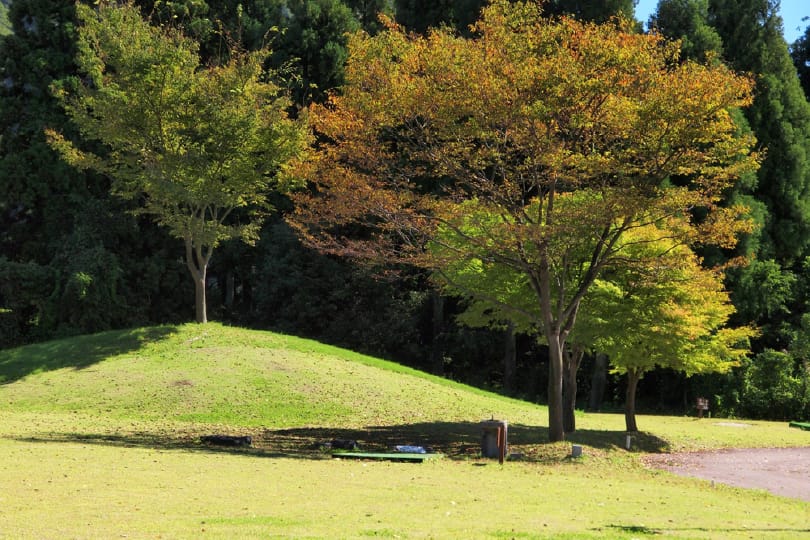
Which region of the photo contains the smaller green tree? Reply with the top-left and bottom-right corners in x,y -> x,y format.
578,225 -> 756,432
48,1 -> 309,323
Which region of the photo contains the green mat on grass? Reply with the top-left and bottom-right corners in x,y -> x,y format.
332,451 -> 444,462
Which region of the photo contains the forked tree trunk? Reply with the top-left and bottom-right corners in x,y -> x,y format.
185,236 -> 211,324
625,369 -> 642,433
536,207 -> 589,442
563,344 -> 585,433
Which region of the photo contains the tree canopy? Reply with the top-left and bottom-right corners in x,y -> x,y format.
49,0 -> 309,323
791,25 -> 810,98
0,0 -> 165,344
291,0 -> 759,441
544,0 -> 636,24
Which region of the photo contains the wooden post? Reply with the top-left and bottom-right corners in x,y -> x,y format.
498,425 -> 506,465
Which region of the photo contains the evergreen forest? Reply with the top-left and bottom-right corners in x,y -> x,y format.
2,0 -> 810,428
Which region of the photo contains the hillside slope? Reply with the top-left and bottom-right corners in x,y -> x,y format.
0,323 -> 547,430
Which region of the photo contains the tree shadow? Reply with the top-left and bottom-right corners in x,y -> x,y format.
14,431 -> 293,459
565,429 -> 671,453
605,524 -> 664,535
260,422 -> 671,458
0,325 -> 177,384
10,421 -> 670,462
602,524 -> 810,536
11,422 -> 484,461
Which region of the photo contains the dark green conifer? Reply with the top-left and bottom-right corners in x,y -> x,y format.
0,0 -> 186,344
649,0 -> 723,61
709,0 -> 810,263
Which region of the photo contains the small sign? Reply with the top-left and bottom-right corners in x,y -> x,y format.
696,397 -> 709,418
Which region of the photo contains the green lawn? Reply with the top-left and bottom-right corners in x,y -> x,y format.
0,323 -> 808,538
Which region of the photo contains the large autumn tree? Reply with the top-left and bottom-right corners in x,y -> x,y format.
291,0 -> 759,441
49,0 -> 309,323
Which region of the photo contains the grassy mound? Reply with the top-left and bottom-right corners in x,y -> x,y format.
0,323 -> 544,425
1,323 -> 558,458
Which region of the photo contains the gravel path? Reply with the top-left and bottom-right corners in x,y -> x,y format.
644,447 -> 810,501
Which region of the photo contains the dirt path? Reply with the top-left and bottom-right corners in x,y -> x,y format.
644,447 -> 810,502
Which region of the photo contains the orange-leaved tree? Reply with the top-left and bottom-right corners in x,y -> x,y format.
290,0 -> 759,442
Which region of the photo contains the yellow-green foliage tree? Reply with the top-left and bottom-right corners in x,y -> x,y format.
291,0 -> 759,441
576,224 -> 757,432
49,1 -> 309,323
434,206 -> 755,434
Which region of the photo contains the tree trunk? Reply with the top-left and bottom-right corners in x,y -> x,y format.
563,344 -> 585,433
503,322 -> 516,394
194,273 -> 207,323
185,236 -> 210,324
625,369 -> 642,433
547,334 -> 565,442
588,353 -> 608,411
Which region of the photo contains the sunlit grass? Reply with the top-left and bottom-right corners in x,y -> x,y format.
0,323 -> 808,538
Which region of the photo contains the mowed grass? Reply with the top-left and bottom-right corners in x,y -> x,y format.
0,323 -> 808,539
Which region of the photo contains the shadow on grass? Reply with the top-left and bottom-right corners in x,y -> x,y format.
14,431 -> 294,459
566,429 -> 671,453
603,524 -> 810,536
261,422 -> 671,459
0,326 -> 177,384
10,421 -> 670,462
